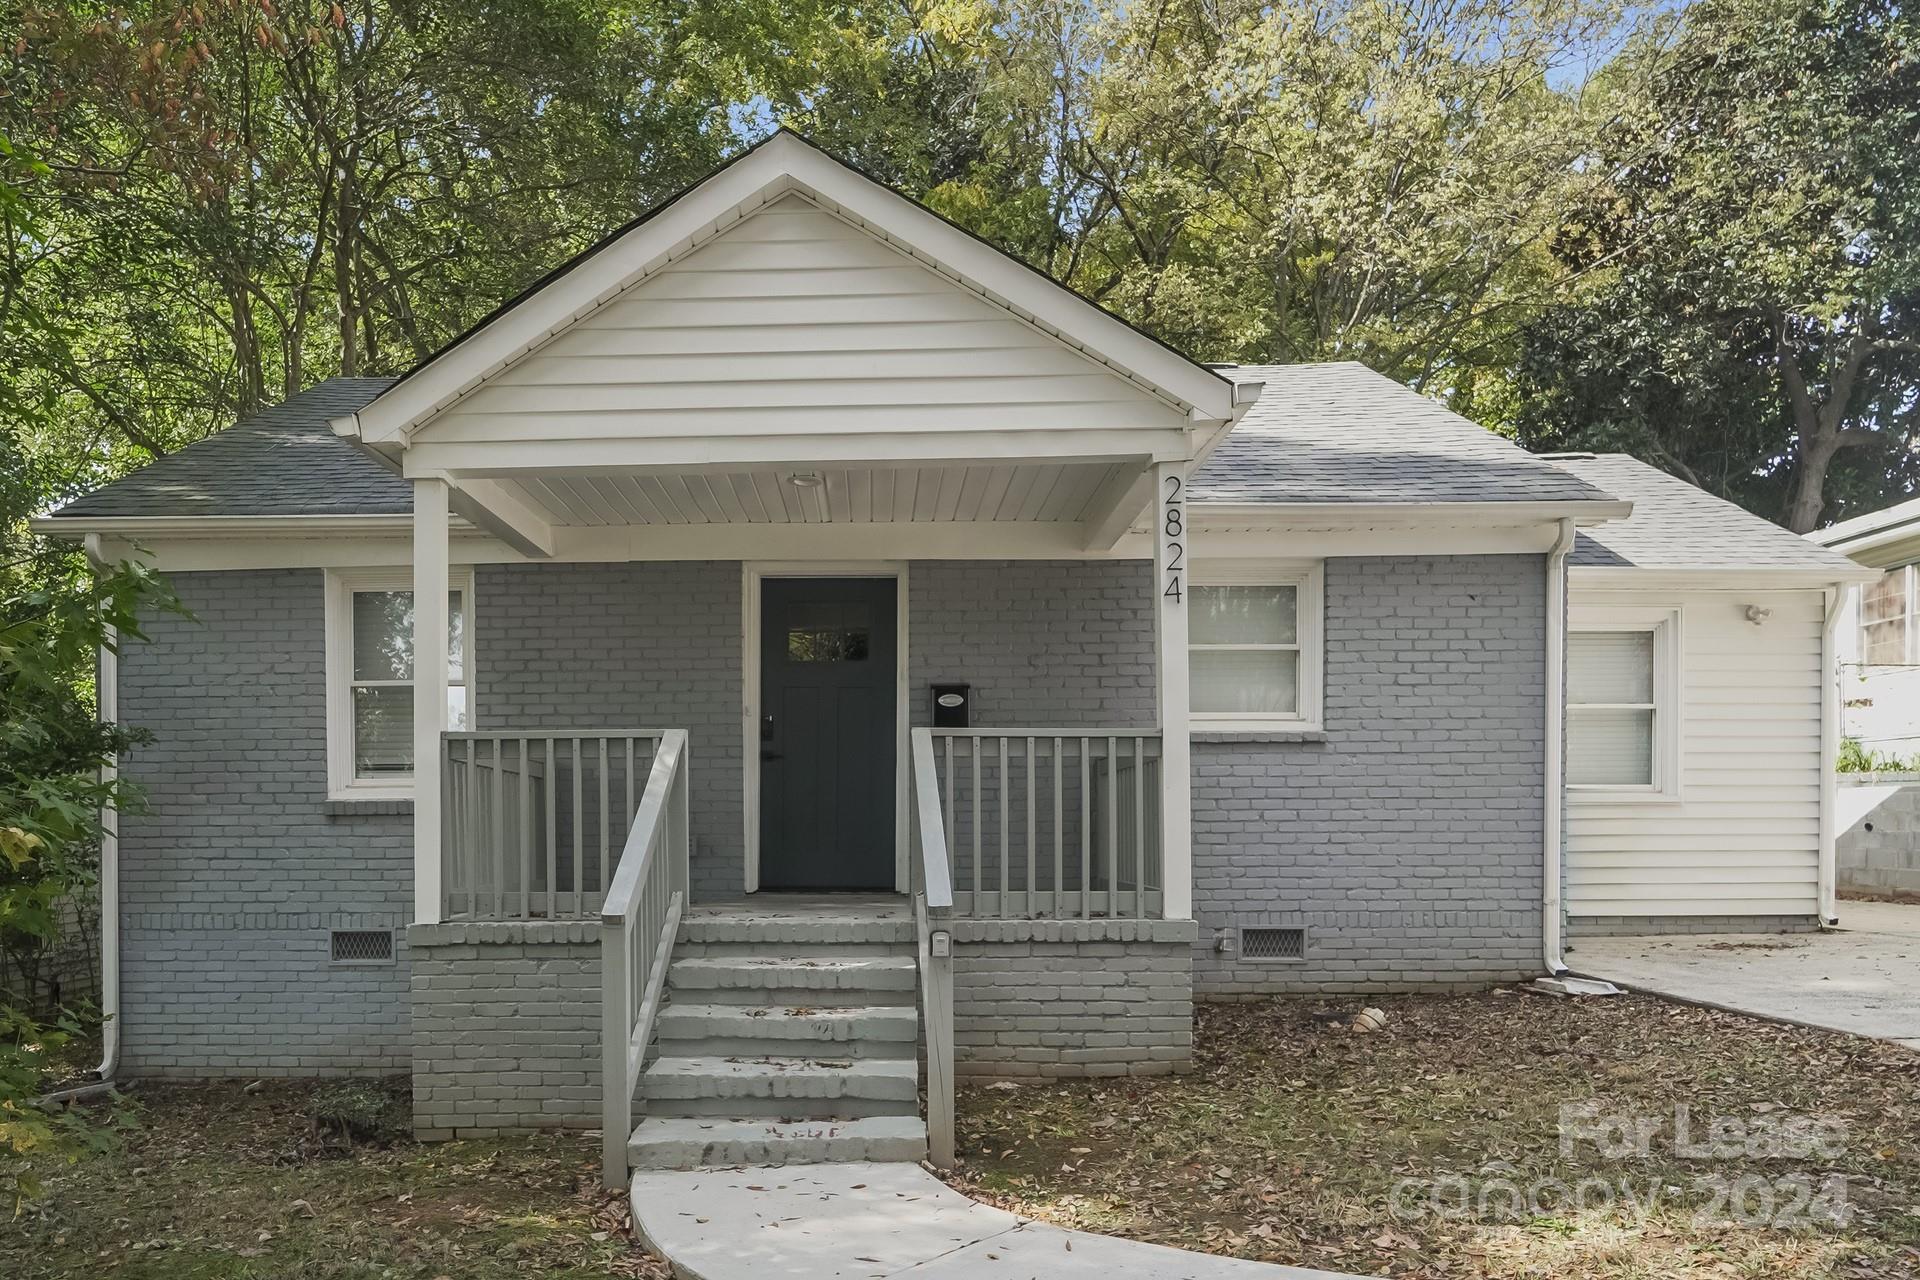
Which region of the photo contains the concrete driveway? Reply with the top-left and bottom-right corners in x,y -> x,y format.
1569,901 -> 1920,1052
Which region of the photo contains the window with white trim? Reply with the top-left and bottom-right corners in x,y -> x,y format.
1568,612 -> 1679,795
325,569 -> 472,799
1188,563 -> 1324,730
1862,566 -> 1914,664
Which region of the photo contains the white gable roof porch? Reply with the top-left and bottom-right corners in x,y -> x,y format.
331,136 -> 1259,561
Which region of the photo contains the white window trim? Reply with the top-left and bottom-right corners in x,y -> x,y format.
324,566 -> 476,802
1188,560 -> 1325,732
1567,605 -> 1682,803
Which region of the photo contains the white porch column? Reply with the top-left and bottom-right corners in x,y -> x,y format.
413,477 -> 450,924
1153,460 -> 1193,920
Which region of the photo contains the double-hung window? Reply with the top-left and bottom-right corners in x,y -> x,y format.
1862,566 -> 1914,664
325,569 -> 473,800
1188,563 -> 1324,731
1568,610 -> 1680,796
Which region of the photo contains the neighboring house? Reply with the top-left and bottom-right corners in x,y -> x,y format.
1540,456 -> 1873,935
1810,498 -> 1920,757
32,132 -> 1859,1185
1808,498 -> 1920,897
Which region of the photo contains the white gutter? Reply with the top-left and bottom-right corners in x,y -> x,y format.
1543,517 -> 1575,975
1818,584 -> 1845,926
83,533 -> 121,1083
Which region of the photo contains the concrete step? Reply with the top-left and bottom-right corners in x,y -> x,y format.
677,938 -> 909,959
627,1114 -> 928,1170
680,912 -> 914,948
641,1055 -> 920,1118
655,1003 -> 919,1059
667,954 -> 917,1005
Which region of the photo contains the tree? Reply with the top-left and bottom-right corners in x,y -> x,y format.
1515,0 -> 1920,530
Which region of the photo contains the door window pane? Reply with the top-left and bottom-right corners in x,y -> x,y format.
1568,707 -> 1654,786
1192,650 -> 1300,715
788,629 -> 869,662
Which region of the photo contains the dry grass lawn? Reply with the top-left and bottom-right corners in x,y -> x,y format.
951,993 -> 1920,1279
3,1080 -> 664,1279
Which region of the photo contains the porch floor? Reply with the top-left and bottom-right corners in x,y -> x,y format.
629,1161 -> 1366,1280
690,894 -> 909,919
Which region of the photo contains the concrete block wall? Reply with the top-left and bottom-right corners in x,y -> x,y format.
1193,555 -> 1549,996
409,922 -> 601,1137
951,920 -> 1195,1077
1838,780 -> 1920,897
117,570 -> 412,1076
1567,914 -> 1819,937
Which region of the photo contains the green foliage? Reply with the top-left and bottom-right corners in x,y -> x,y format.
303,1079 -> 410,1148
1836,738 -> 1920,774
1514,0 -> 1920,531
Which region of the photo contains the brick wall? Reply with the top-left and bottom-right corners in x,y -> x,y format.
408,922 -> 600,1137
1193,555 -> 1549,995
474,562 -> 741,901
117,570 -> 412,1076
952,920 -> 1195,1078
908,561 -> 1156,729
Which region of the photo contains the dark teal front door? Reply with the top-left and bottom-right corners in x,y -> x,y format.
758,577 -> 897,891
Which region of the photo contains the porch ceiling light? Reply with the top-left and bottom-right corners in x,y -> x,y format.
787,472 -> 824,489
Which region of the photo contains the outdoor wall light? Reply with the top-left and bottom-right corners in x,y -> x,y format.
787,472 -> 824,489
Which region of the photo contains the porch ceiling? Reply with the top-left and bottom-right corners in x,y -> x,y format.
507,462 -> 1129,527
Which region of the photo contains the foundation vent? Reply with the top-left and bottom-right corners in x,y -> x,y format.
330,929 -> 395,965
1240,926 -> 1306,961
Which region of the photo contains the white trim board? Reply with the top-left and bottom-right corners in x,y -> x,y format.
740,562 -> 911,895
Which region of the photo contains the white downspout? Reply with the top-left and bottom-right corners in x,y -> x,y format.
1543,518 -> 1575,975
1818,584 -> 1845,927
85,533 -> 121,1084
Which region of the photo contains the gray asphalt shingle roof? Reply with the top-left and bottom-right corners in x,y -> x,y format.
51,377 -> 403,518
53,363 -> 1614,520
1548,453 -> 1864,574
1192,362 -> 1616,505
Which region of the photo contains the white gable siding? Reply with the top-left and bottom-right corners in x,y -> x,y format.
417,194 -> 1187,445
1566,588 -> 1826,919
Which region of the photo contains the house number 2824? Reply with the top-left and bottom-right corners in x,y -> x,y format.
1163,474 -> 1185,604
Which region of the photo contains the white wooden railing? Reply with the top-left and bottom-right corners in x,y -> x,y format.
442,731 -> 666,920
924,728 -> 1164,919
598,730 -> 689,1188
908,729 -> 955,1169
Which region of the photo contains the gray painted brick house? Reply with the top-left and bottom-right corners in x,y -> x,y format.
43,131 -> 1862,1185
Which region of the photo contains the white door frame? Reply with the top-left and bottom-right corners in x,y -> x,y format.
742,562 -> 911,895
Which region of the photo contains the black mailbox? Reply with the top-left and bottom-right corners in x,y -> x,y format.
930,683 -> 970,728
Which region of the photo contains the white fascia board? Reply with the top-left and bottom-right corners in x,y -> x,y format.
1571,565 -> 1882,591
1188,498 -> 1633,531
403,428 -> 1188,474
30,513 -> 425,541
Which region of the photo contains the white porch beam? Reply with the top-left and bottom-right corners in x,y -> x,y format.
412,478 -> 450,924
1081,464 -> 1153,551
402,428 -> 1190,475
445,476 -> 555,558
1153,460 -> 1193,921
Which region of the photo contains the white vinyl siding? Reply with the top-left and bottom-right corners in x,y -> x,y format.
1566,590 -> 1825,919
417,193 -> 1189,449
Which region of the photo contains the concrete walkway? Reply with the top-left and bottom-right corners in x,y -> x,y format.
630,1161 -> 1366,1280
1570,901 -> 1920,1052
